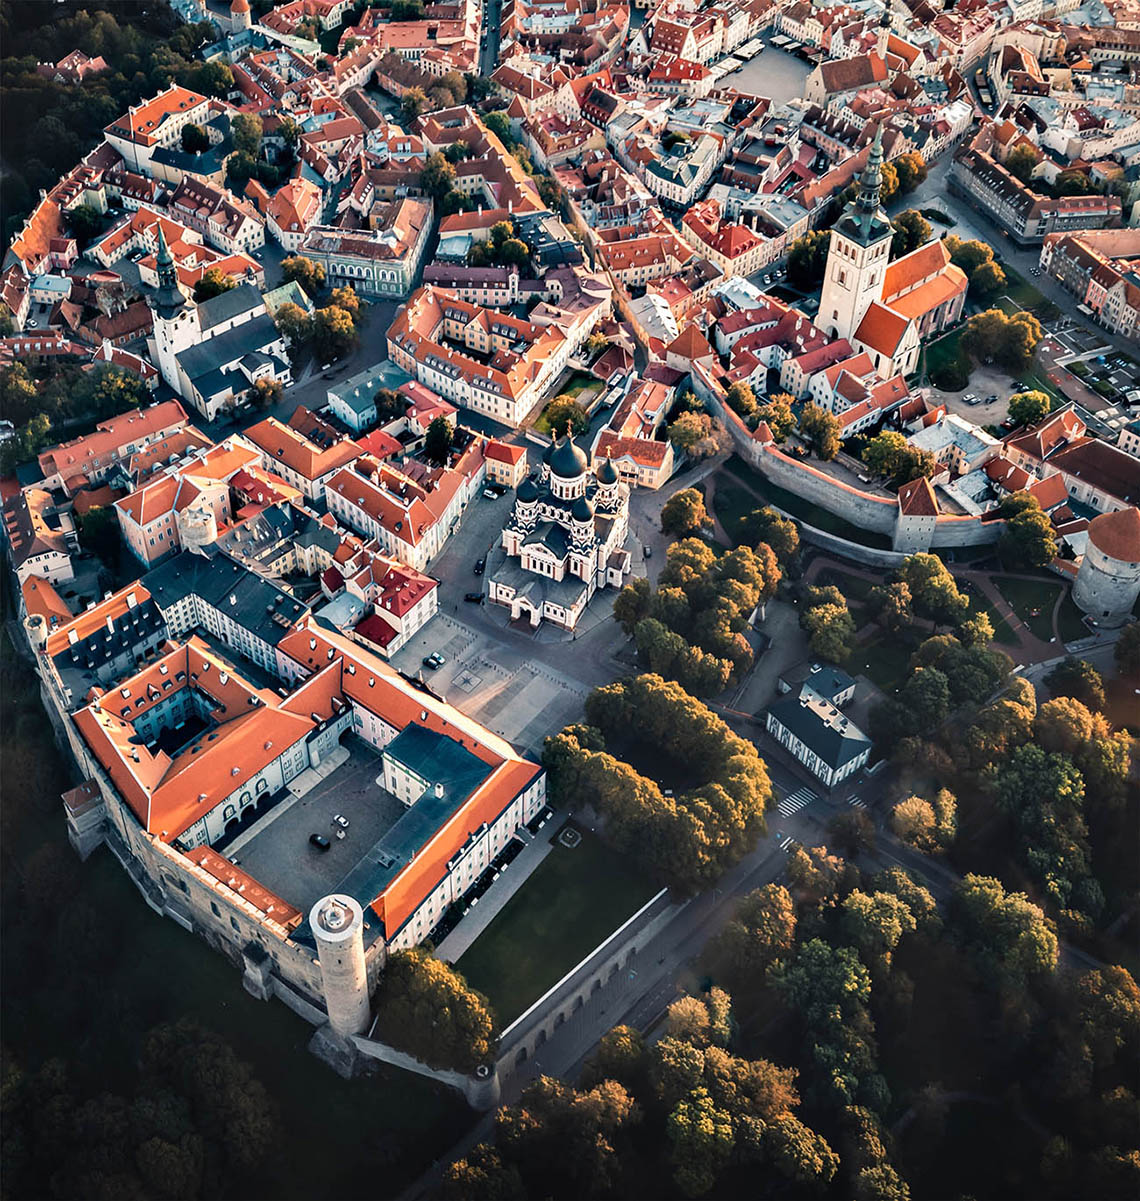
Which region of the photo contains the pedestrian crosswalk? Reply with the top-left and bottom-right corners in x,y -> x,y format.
779,836 -> 797,851
847,795 -> 868,810
777,786 -> 818,817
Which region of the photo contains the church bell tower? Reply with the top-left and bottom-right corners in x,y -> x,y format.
819,125 -> 895,342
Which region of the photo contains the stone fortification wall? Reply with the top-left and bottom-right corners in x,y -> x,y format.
694,363 -> 1003,549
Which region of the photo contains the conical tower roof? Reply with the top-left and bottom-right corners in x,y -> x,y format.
150,224 -> 188,319
833,124 -> 893,247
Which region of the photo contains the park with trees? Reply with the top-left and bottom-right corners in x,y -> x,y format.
542,673 -> 773,893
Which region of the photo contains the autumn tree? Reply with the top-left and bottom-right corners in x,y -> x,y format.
667,410 -> 729,460
868,581 -> 912,632
282,255 -> 326,296
273,300 -> 312,344
738,505 -> 799,562
542,394 -> 588,436
1046,657 -> 1106,711
755,393 -> 797,441
661,487 -> 708,537
802,602 -> 856,662
893,151 -> 928,192
311,304 -> 356,360
424,415 -> 454,465
1008,389 -> 1051,427
891,209 -> 931,258
1006,143 -> 1039,184
192,266 -> 234,302
952,874 -> 1059,985
891,789 -> 956,853
798,402 -> 841,460
231,112 -> 262,159
787,230 -> 830,289
961,308 -> 1043,371
372,948 -> 497,1071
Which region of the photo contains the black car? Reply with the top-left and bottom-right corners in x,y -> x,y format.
464,592 -> 484,603
473,559 -> 486,575
309,833 -> 331,851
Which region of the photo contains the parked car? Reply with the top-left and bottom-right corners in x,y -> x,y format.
309,833 -> 331,851
986,394 -> 999,403
333,814 -> 349,829
474,558 -> 486,575
464,592 -> 484,603
422,651 -> 445,669
482,487 -> 498,499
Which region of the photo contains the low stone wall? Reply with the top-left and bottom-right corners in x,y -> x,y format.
496,888 -> 675,1074
350,1033 -> 500,1109
795,521 -> 910,568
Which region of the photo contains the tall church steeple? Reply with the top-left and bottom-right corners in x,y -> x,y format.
818,124 -> 895,342
147,222 -> 198,392
150,224 -> 188,319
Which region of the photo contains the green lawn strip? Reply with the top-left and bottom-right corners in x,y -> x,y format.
1000,264 -> 1047,311
1056,594 -> 1088,643
990,575 -> 1061,642
456,830 -> 657,1025
710,477 -> 756,544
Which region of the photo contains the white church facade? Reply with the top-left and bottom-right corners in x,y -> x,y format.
146,227 -> 291,421
487,436 -> 633,630
819,127 -> 967,380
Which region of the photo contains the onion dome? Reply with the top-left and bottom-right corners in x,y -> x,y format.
572,495 -> 595,523
517,477 -> 538,503
546,434 -> 588,479
596,457 -> 618,485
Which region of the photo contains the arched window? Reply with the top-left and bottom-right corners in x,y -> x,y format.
240,791 -> 251,806
223,804 -> 236,819
256,778 -> 268,794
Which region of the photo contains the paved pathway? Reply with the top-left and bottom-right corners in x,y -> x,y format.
801,552 -> 1068,666
435,827 -> 556,964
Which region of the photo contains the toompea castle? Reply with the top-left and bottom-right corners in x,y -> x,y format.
488,435 -> 633,630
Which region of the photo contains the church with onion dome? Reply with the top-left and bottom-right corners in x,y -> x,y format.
486,434 -> 634,630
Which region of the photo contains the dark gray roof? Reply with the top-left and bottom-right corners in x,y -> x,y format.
522,520 -> 569,558
143,551 -> 308,648
51,593 -> 166,694
767,684 -> 871,769
197,283 -> 263,334
333,726 -> 498,926
176,313 -> 283,384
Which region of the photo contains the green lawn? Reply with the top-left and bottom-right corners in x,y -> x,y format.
1056,594 -> 1088,643
990,574 -> 1062,642
560,370 -> 601,398
1000,264 -> 1048,312
922,326 -> 970,386
847,629 -> 920,693
711,477 -> 756,544
457,829 -> 657,1025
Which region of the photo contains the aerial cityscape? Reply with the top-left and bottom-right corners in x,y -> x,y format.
1,0 -> 1138,1196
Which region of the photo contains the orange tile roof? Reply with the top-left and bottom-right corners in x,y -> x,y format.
898,476 -> 939,516
854,301 -> 910,355
21,575 -> 72,625
46,584 -> 152,660
185,846 -> 302,928
1087,505 -> 1140,561
106,85 -> 208,145
244,416 -> 361,481
73,639 -> 310,839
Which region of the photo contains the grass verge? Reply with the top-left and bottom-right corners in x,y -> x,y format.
456,828 -> 657,1024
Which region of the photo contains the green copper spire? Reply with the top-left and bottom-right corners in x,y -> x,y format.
856,124 -> 884,230
149,222 -> 188,318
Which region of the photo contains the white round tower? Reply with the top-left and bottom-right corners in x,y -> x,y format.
1073,507 -> 1140,628
24,613 -> 47,653
176,499 -> 218,554
310,894 -> 371,1037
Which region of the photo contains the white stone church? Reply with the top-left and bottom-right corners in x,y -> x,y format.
487,435 -> 633,630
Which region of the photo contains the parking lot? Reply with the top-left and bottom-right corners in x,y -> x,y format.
231,738 -> 406,916
390,612 -> 590,759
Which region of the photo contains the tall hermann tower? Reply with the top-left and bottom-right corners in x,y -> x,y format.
147,224 -> 197,392
819,125 -> 895,342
